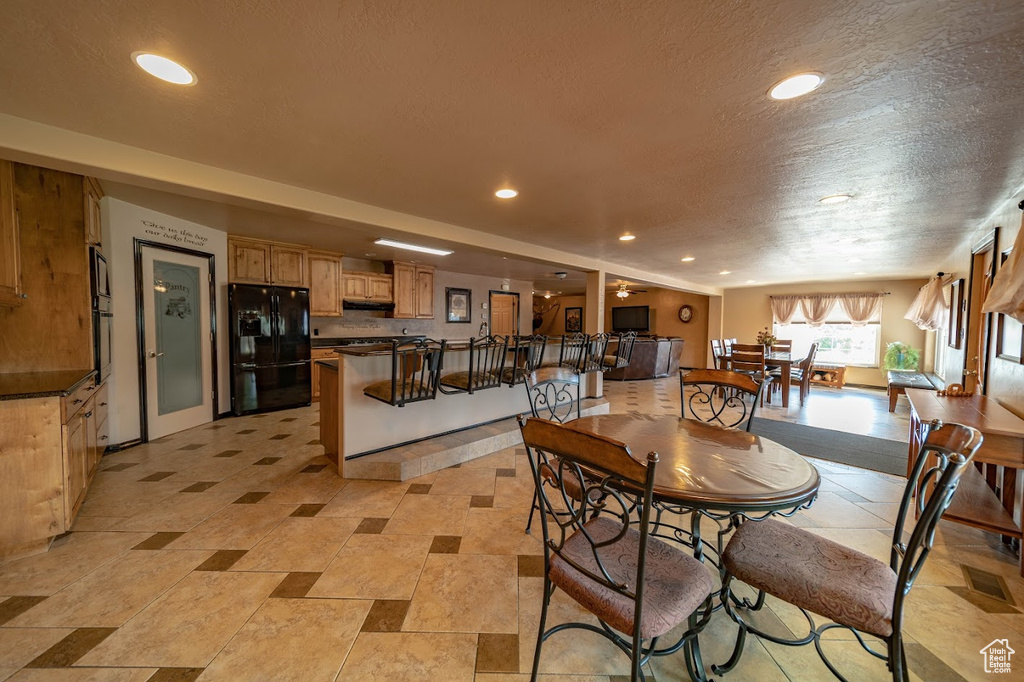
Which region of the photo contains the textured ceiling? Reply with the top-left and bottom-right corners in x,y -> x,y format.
1,0 -> 1023,288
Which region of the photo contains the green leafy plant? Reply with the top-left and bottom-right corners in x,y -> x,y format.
881,341 -> 921,372
756,327 -> 777,347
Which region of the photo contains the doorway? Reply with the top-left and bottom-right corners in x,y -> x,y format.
963,229 -> 999,393
136,240 -> 218,440
489,291 -> 519,336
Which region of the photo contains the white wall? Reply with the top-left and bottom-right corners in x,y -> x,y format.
103,198 -> 230,444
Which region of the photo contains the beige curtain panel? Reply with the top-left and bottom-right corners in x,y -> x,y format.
982,212 -> 1024,321
838,293 -> 885,327
905,277 -> 948,331
769,296 -> 801,324
799,294 -> 837,327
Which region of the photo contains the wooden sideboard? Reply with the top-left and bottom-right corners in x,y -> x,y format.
905,388 -> 1024,575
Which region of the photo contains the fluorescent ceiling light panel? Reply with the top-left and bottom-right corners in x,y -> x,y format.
374,238 -> 453,256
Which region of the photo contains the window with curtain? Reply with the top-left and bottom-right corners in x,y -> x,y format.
773,300 -> 882,367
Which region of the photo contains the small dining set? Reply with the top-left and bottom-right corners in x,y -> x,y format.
709,337 -> 818,408
517,365 -> 985,681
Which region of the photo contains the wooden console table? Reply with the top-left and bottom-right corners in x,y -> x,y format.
905,388 -> 1024,575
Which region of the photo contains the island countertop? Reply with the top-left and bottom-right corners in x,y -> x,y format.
0,369 -> 96,401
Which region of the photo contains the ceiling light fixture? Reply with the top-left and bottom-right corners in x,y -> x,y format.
544,293 -> 551,299
373,238 -> 453,256
132,52 -> 197,85
495,188 -> 518,199
769,72 -> 823,100
619,234 -> 636,241
616,284 -> 630,299
680,256 -> 695,262
746,280 -> 757,284
819,194 -> 852,204
719,270 -> 731,275
854,272 -> 867,276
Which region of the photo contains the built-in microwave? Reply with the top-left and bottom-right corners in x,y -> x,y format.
91,248 -> 110,299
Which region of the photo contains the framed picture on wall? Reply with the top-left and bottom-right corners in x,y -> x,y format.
565,307 -> 582,333
996,249 -> 1023,363
446,288 -> 472,323
947,278 -> 964,349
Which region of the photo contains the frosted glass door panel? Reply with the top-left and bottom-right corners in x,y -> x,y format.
154,261 -> 203,415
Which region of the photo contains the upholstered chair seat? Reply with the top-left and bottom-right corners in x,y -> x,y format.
439,370 -> 498,391
363,378 -> 435,403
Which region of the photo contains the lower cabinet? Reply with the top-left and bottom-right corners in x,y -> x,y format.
311,349 -> 335,401
63,407 -> 90,526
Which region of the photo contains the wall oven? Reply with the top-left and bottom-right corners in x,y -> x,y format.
91,248 -> 113,383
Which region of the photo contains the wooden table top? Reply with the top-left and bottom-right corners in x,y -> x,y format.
905,388 -> 1024,439
567,414 -> 820,512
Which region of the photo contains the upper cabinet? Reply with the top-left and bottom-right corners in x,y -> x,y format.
0,160 -> 22,307
83,176 -> 103,246
228,237 -> 308,287
270,244 -> 308,287
343,271 -> 393,302
228,237 -> 272,284
308,251 -> 343,317
387,261 -> 434,319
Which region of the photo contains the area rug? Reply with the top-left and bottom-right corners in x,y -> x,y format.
748,418 -> 908,477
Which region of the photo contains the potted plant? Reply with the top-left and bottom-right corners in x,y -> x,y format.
756,327 -> 777,350
881,341 -> 921,373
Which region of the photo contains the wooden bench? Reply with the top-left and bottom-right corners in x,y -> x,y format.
886,371 -> 937,412
809,363 -> 846,389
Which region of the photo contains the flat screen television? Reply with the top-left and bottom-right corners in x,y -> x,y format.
611,305 -> 650,333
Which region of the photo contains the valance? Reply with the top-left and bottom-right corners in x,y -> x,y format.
982,208 -> 1024,322
838,293 -> 885,327
800,295 -> 837,327
904,277 -> 948,331
769,296 -> 801,324
770,293 -> 885,327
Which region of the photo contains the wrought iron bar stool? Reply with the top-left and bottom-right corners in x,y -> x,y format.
438,335 -> 508,395
501,334 -> 547,387
362,339 -> 447,407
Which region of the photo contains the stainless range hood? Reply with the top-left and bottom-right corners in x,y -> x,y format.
342,299 -> 396,312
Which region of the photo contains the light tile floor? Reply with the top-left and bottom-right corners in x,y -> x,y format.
0,378 -> 1019,681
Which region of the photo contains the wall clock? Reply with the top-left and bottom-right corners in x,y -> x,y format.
678,304 -> 693,323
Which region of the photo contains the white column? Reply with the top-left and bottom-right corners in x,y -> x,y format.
584,270 -> 605,398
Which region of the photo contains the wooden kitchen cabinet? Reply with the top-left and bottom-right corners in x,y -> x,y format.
387,261 -> 434,319
228,237 -> 272,284
271,244 -> 308,287
84,176 -> 103,246
64,404 -> 89,526
0,159 -> 23,308
343,271 -> 393,302
311,348 -> 335,401
308,251 -> 343,316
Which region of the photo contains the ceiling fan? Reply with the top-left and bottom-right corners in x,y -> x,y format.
613,283 -> 648,299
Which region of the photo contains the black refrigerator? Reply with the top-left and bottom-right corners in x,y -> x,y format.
229,284 -> 312,415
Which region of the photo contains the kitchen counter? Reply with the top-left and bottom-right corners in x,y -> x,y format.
311,335 -> 425,349
0,369 -> 96,401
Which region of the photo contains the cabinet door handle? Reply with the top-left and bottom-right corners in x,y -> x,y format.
84,411 -> 93,418
100,402 -> 107,406
100,435 -> 108,441
71,399 -> 82,405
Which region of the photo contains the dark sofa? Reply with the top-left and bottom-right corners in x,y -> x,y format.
604,337 -> 685,380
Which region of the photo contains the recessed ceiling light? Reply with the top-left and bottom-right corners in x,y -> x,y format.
680,256 -> 695,262
769,73 -> 823,100
746,280 -> 757,284
495,188 -> 518,199
719,270 -> 731,275
854,272 -> 867,276
374,238 -> 453,256
849,258 -> 861,263
132,52 -> 197,85
619,234 -> 636,241
820,194 -> 852,204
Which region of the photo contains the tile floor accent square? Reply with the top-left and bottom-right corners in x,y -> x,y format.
429,536 -> 461,554
253,457 -> 281,465
180,482 -> 218,493
300,464 -> 327,473
24,627 -> 117,667
355,517 -> 389,534
103,463 -> 138,472
233,492 -> 270,504
178,444 -> 206,451
269,434 -> 290,440
517,555 -> 544,577
139,472 -> 176,482
0,596 -> 48,626
236,430 -> 256,435
147,668 -> 205,682
306,439 -> 321,445
407,484 -> 432,494
280,417 -> 298,422
495,468 -> 517,478
269,572 -> 321,598
470,495 -> 494,508
195,550 -> 248,572
290,504 -> 325,518
476,632 -> 519,673
132,532 -> 185,550
214,450 -> 243,458
361,599 -> 410,632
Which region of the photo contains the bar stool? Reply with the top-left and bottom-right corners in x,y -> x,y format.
439,335 -> 508,394
362,339 -> 447,407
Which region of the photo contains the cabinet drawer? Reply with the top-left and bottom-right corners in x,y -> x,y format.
93,383 -> 109,429
61,377 -> 97,424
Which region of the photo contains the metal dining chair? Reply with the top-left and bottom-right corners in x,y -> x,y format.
714,419 -> 983,681
679,368 -> 766,432
519,416 -> 716,682
710,339 -> 724,369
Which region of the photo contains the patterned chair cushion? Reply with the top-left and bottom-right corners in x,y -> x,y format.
439,370 -> 498,390
500,367 -> 526,384
363,379 -> 433,404
601,354 -> 620,368
723,518 -> 897,637
549,516 -> 714,639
